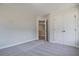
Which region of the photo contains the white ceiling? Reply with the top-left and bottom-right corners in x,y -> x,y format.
0,3 -> 77,16
28,3 -> 76,16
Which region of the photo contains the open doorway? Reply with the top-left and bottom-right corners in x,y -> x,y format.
37,19 -> 48,41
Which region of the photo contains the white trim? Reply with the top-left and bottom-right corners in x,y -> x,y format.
76,45 -> 79,48
36,18 -> 39,40
0,39 -> 35,49
50,41 -> 79,48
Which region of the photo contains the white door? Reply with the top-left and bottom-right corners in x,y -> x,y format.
54,15 -> 64,44
63,13 -> 76,46
54,12 -> 76,46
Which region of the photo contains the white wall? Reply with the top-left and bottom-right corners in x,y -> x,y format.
0,5 -> 36,49
49,5 -> 79,47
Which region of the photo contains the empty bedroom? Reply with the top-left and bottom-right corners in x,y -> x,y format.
0,3 -> 79,56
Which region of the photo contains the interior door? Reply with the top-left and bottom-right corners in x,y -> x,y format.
63,13 -> 76,46
54,12 -> 76,46
54,15 -> 64,44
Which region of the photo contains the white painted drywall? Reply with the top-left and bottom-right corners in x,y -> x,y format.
0,5 -> 36,49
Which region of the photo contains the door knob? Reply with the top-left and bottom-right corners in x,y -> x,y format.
62,30 -> 66,32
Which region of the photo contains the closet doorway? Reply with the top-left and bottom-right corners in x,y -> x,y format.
37,18 -> 48,41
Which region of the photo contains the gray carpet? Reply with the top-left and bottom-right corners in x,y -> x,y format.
0,40 -> 79,56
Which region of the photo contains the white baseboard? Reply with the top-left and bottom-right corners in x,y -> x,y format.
76,45 -> 79,48
50,41 -> 65,45
1,39 -> 79,50
49,41 -> 79,48
0,39 -> 35,49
